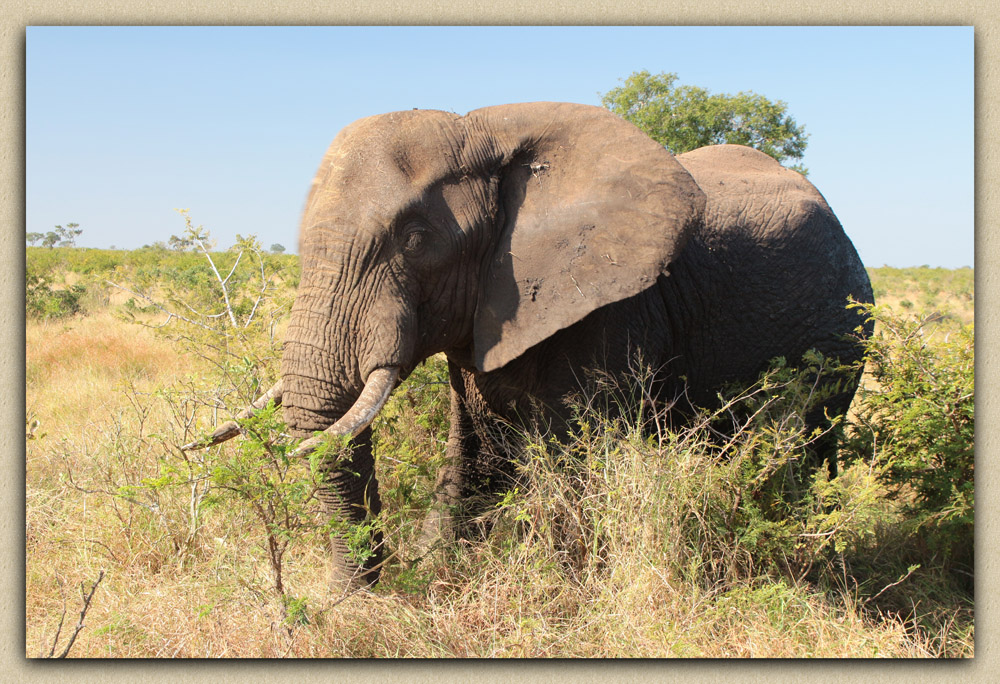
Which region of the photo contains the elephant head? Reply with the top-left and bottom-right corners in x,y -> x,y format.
188,102 -> 706,589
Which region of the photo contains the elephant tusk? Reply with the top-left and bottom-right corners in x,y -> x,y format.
290,366 -> 400,459
180,379 -> 284,451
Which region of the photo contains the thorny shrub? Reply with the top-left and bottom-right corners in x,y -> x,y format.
845,303 -> 974,573
71,219 -> 448,615
109,211 -> 292,418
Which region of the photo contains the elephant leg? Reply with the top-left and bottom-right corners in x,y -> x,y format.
803,409 -> 840,479
801,364 -> 864,481
316,426 -> 384,592
419,360 -> 517,549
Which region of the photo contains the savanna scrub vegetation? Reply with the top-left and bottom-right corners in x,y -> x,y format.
25,219 -> 973,657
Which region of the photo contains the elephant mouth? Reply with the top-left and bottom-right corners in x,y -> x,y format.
287,366 -> 400,458
180,366 -> 401,456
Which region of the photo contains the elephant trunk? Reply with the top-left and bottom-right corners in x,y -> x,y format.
314,426 -> 384,590
279,207 -> 415,591
280,321 -> 400,590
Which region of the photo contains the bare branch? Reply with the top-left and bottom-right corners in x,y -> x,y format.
245,294 -> 265,328
868,565 -> 920,603
45,597 -> 67,658
50,570 -> 105,658
170,294 -> 229,321
244,248 -> 273,328
222,250 -> 244,286
194,238 -> 239,328
106,281 -> 217,332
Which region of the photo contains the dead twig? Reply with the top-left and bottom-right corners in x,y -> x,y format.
46,570 -> 105,658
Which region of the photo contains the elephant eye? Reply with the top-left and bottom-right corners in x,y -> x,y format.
402,225 -> 428,255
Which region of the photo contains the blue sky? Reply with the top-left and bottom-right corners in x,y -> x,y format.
26,26 -> 973,267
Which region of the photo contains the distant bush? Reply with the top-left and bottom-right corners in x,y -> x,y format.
26,246 -> 301,291
26,272 -> 85,320
866,266 -> 974,321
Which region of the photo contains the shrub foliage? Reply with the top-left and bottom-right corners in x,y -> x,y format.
846,303 -> 974,570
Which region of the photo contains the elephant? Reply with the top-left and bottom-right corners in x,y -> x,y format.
183,101 -> 874,591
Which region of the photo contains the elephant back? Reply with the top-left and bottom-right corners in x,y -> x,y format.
673,144 -> 873,392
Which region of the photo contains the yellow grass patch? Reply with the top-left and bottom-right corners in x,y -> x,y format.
26,312 -> 195,425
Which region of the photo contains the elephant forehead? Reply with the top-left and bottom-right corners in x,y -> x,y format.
300,111 -> 477,245
325,110 -> 463,190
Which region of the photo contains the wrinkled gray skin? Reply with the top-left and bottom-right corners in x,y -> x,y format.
277,102 -> 873,589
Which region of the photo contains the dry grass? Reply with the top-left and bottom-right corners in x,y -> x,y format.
24,267 -> 974,658
867,266 -> 973,326
26,311 -> 189,422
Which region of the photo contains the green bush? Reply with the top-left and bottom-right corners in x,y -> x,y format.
374,357 -> 451,512
26,272 -> 86,320
846,303 -> 974,571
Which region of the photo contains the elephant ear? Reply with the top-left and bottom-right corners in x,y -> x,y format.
468,102 -> 705,372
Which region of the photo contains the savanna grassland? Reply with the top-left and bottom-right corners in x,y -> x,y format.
25,242 -> 974,658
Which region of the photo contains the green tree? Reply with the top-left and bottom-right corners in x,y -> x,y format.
168,234 -> 195,251
26,231 -> 44,246
270,243 -> 286,254
601,71 -> 809,173
53,223 -> 83,247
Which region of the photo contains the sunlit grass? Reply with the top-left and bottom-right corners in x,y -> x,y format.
24,263 -> 973,658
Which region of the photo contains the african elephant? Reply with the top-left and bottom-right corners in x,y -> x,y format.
184,102 -> 873,591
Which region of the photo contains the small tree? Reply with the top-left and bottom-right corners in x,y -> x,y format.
845,303 -> 974,570
168,234 -> 195,251
601,71 -> 809,173
53,223 -> 83,247
26,231 -> 44,246
270,243 -> 286,254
